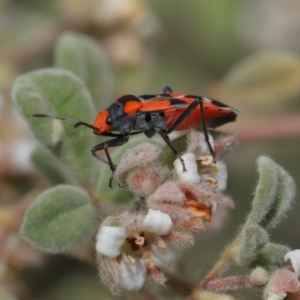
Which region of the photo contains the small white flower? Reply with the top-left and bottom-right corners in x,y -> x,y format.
284,249 -> 300,278
174,153 -> 201,184
96,209 -> 177,294
173,131 -> 228,191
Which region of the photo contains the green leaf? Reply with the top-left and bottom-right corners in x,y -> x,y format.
245,156 -> 279,227
245,156 -> 296,231
55,32 -> 114,109
236,225 -> 269,266
263,164 -> 296,230
31,145 -> 74,185
20,185 -> 98,253
98,182 -> 134,204
12,68 -> 97,185
251,243 -> 291,268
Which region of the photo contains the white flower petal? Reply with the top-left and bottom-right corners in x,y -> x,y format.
284,249 -> 300,278
266,292 -> 287,300
215,161 -> 228,191
96,226 -> 127,258
174,153 -> 201,184
150,240 -> 178,269
120,257 -> 147,292
142,209 -> 172,236
195,132 -> 214,155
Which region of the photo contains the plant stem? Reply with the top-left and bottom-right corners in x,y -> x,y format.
204,275 -> 254,291
199,237 -> 239,289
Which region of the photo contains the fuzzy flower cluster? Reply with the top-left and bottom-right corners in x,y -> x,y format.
96,130 -> 235,295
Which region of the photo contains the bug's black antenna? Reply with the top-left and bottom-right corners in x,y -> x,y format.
32,114 -> 96,130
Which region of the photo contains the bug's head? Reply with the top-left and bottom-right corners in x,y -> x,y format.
93,110 -> 113,135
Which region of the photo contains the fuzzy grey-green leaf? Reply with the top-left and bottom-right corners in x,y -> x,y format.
245,156 -> 279,227
252,243 -> 291,268
31,145 -> 74,185
263,164 -> 296,230
236,225 -> 269,266
55,32 -> 114,109
12,69 -> 97,184
20,185 -> 97,253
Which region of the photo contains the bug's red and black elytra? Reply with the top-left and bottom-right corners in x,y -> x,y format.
33,85 -> 238,187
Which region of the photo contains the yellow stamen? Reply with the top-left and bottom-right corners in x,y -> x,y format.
142,251 -> 152,259
127,255 -> 136,265
135,237 -> 145,246
145,260 -> 155,269
201,155 -> 213,166
205,177 -> 220,188
205,177 -> 216,185
157,240 -> 166,249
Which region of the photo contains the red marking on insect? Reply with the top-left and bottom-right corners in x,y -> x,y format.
33,85 -> 238,187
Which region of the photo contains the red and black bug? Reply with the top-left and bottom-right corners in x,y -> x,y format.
33,85 -> 238,187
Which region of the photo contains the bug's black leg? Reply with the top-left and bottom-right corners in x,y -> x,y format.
160,85 -> 173,94
156,128 -> 187,172
166,100 -> 199,134
165,97 -> 215,161
91,135 -> 130,187
198,98 -> 215,162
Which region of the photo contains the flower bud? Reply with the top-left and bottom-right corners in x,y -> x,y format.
250,267 -> 269,286
115,142 -> 168,196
